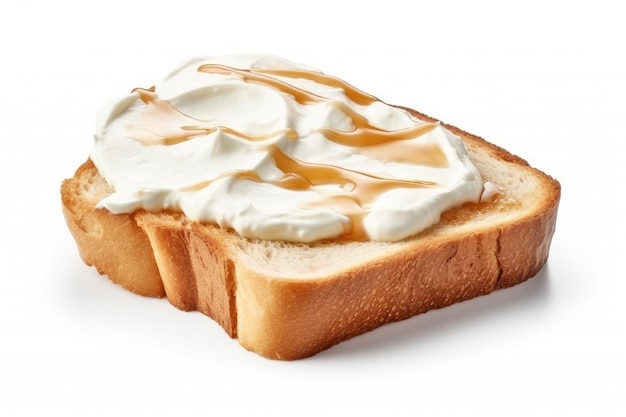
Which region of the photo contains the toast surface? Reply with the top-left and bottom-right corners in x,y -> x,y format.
61,108 -> 560,359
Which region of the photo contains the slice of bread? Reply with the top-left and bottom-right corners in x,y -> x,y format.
61,108 -> 560,360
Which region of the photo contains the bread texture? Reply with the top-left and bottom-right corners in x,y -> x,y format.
61,108 -> 560,360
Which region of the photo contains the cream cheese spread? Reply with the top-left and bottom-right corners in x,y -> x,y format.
91,54 -> 483,242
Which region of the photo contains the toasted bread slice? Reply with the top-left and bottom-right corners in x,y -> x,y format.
61,109 -> 560,360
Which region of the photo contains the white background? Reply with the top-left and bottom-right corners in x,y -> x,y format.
2,0 -> 624,415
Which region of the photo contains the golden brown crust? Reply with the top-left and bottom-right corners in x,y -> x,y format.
135,212 -> 238,337
496,199 -> 559,289
61,160 -> 165,298
235,234 -> 501,359
61,112 -> 560,360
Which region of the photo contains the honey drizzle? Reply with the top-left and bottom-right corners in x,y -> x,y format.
181,146 -> 434,239
198,64 -> 324,104
268,146 -> 434,240
129,64 -> 451,240
130,88 -> 297,144
250,68 -> 378,105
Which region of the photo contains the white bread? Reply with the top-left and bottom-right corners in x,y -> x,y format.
61,108 -> 560,360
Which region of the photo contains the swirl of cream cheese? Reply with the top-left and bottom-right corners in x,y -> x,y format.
91,54 -> 483,242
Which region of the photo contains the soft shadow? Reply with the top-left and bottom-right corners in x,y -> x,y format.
54,256 -> 163,318
313,265 -> 553,361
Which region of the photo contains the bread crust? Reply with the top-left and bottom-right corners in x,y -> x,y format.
61,162 -> 165,297
135,213 -> 238,337
61,110 -> 560,360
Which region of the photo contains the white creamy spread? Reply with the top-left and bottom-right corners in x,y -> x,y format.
91,54 -> 484,242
